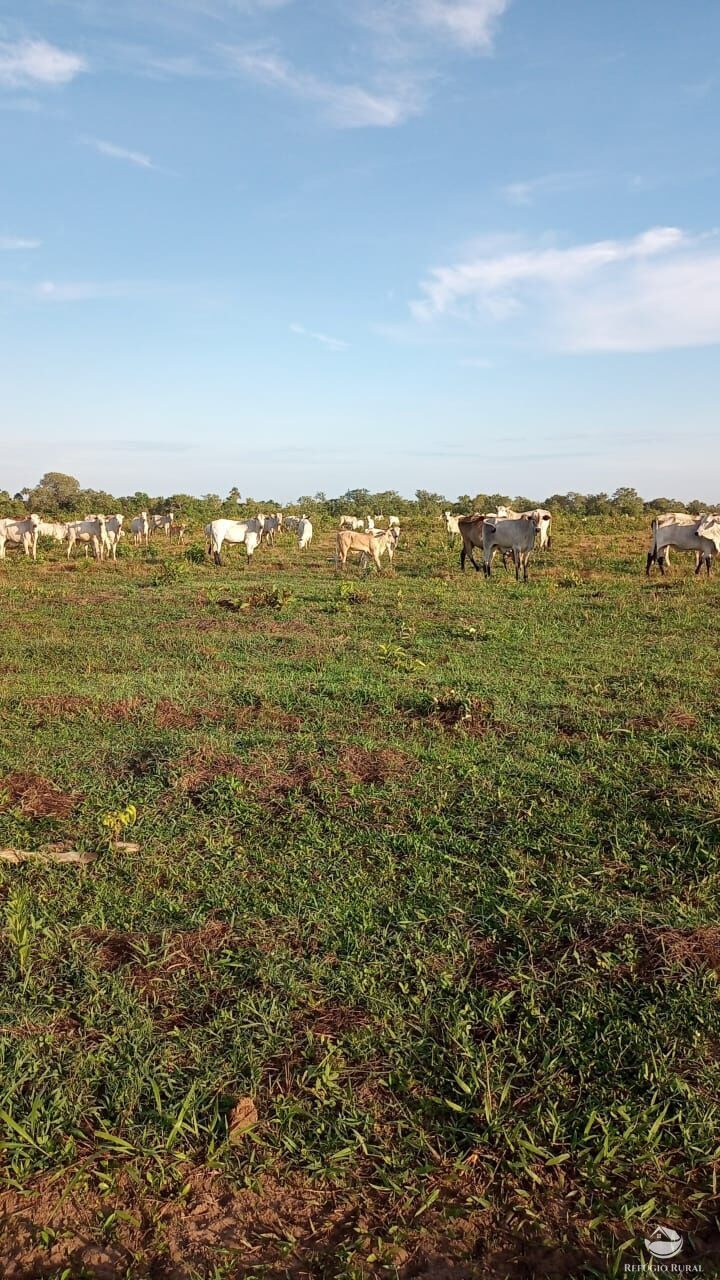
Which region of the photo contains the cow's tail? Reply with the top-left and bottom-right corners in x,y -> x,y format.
646,517 -> 658,575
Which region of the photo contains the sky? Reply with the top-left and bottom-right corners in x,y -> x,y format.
1,0 -> 719,502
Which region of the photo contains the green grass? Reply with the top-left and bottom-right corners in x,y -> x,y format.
1,516 -> 719,1278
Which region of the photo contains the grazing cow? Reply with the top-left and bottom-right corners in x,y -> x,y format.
646,514 -> 720,576
205,518 -> 263,565
0,514 -> 41,560
169,522 -> 187,543
339,516 -> 364,531
483,513 -> 540,582
284,516 -> 300,533
66,516 -> 107,560
388,516 -> 401,529
297,517 -> 313,550
335,527 -> 397,572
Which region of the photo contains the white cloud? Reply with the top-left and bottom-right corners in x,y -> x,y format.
358,0 -> 510,51
0,236 -> 41,251
0,39 -> 86,88
410,227 -> 720,353
501,170 -> 593,206
411,0 -> 510,50
226,46 -> 424,126
290,323 -> 348,351
83,137 -> 154,169
32,280 -> 156,302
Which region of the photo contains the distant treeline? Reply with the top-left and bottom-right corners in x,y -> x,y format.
2,473 -> 715,522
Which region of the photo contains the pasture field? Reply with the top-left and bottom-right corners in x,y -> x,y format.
1,516 -> 719,1279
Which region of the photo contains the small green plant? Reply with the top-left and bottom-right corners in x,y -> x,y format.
377,642 -> 426,671
184,544 -> 206,565
5,889 -> 38,977
243,584 -> 295,610
101,802 -> 138,847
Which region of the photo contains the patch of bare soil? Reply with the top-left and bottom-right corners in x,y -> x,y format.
26,695 -> 93,723
98,697 -> 146,722
0,1164 -> 612,1279
0,771 -> 79,819
339,745 -> 410,785
153,699 -> 222,730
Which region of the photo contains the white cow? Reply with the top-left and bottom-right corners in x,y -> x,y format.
103,514 -> 124,561
151,512 -> 174,536
131,512 -> 150,546
205,518 -> 262,565
388,516 -> 401,529
0,514 -> 41,560
518,508 -> 552,550
646,514 -> 720,576
482,513 -> 540,582
37,520 -> 69,544
339,516 -> 364,531
297,518 -> 313,550
66,516 -> 107,560
262,513 -> 283,546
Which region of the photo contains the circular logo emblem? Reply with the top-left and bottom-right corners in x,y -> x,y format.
644,1226 -> 683,1259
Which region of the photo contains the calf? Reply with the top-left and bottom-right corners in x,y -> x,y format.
336,527 -> 397,572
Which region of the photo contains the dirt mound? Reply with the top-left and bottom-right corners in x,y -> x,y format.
0,771 -> 79,819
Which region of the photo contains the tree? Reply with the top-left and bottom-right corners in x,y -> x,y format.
585,492 -> 613,516
645,497 -> 684,513
611,486 -> 643,516
29,471 -> 81,512
415,489 -> 447,512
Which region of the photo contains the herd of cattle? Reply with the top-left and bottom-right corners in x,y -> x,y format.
0,505 -> 719,579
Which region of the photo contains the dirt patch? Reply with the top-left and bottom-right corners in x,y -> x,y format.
26,695 -> 93,723
82,919 -> 233,976
98,697 -> 146,722
339,745 -> 409,785
0,771 -> 79,819
0,1163 -> 611,1280
154,699 -> 204,730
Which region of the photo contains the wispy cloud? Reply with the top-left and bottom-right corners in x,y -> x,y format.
411,227 -> 720,353
82,137 -> 154,169
226,46 -> 424,126
0,39 -> 87,88
0,236 -> 41,251
410,0 -> 511,50
501,170 -> 593,205
27,280 -> 159,302
358,0 -> 510,51
290,322 -> 349,351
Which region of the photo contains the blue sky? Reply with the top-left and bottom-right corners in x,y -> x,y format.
1,0 -> 719,501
